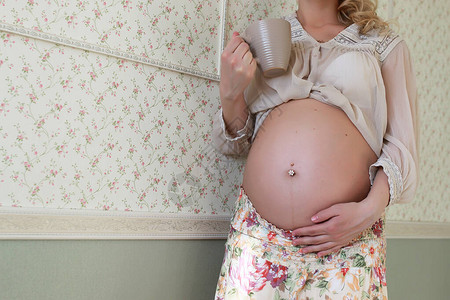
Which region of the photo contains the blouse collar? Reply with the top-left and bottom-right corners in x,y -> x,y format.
285,12 -> 360,47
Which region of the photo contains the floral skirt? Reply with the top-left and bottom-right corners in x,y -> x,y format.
214,188 -> 388,300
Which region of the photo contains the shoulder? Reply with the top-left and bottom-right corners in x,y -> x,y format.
334,23 -> 404,62
365,28 -> 404,62
353,26 -> 404,62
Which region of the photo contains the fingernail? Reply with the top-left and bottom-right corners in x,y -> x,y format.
311,216 -> 318,222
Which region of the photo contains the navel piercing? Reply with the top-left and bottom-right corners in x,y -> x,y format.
288,169 -> 296,177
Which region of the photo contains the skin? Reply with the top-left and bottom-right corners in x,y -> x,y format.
219,0 -> 390,257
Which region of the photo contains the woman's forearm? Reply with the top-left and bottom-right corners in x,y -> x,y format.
220,93 -> 249,136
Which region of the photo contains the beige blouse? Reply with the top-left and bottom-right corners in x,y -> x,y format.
212,13 -> 418,205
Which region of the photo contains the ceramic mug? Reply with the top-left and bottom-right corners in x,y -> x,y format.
243,18 -> 292,78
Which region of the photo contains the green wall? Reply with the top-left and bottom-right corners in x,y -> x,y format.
1,239 -> 448,300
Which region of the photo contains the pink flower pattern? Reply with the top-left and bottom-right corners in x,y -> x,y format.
0,31 -> 234,213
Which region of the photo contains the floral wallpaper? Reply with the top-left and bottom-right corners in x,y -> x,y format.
0,0 -> 448,225
0,31 -> 239,214
383,0 -> 450,223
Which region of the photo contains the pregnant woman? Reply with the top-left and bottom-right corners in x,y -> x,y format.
213,0 -> 418,299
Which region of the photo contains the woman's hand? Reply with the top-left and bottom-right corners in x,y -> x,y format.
292,169 -> 390,257
220,32 -> 257,102
291,200 -> 379,257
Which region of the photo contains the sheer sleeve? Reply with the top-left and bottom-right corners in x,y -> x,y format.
211,108 -> 254,157
369,40 -> 419,205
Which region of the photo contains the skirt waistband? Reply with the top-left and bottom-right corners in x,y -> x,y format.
230,187 -> 385,248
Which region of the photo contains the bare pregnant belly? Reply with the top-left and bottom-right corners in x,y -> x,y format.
242,99 -> 377,230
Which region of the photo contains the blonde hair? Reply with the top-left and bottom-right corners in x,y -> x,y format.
337,0 -> 390,35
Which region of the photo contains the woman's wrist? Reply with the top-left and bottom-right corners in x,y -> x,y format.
219,78 -> 247,103
221,93 -> 249,136
360,192 -> 387,223
361,168 -> 390,222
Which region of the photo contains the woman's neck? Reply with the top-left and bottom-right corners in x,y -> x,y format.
297,0 -> 340,27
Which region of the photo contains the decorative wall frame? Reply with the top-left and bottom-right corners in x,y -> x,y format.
0,0 -> 228,81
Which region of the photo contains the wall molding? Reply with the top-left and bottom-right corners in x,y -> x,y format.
3,0 -> 228,82
0,212 -> 231,240
0,212 -> 448,240
385,221 -> 450,239
0,21 -> 221,82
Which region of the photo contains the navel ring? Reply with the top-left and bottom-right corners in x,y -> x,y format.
288,163 -> 296,177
